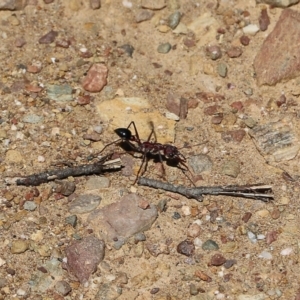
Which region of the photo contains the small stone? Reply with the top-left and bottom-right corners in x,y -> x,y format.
82,64 -> 108,93
224,259 -> 236,269
270,207 -> 280,219
150,287 -> 160,294
217,63 -> 227,77
119,44 -> 135,57
255,209 -> 269,218
65,215 -> 77,227
222,159 -> 240,178
258,250 -> 273,260
221,130 -> 246,143
22,114 -> 43,124
206,45 -> 222,60
23,201 -> 37,211
259,8 -> 270,31
46,84 -> 73,102
177,240 -> 195,256
240,35 -> 250,46
11,240 -> 29,254
85,177 -> 110,189
146,242 -> 169,257
266,230 -> 278,244
190,283 -> 199,296
68,194 -> 101,214
194,270 -> 212,282
226,47 -> 242,58
53,181 -> 75,196
187,223 -> 201,238
55,280 -> 72,296
182,205 -> 191,216
157,42 -> 172,54
202,239 -> 219,251
141,0 -> 166,10
280,247 -> 293,256
242,24 -> 259,35
168,11 -> 181,29
242,212 -> 252,223
188,154 -> 213,174
172,212 -> 181,219
210,253 -> 226,266
39,30 -> 58,44
244,117 -> 257,128
135,9 -> 154,23
90,0 -> 101,9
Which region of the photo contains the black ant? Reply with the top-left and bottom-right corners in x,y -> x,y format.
100,121 -> 195,184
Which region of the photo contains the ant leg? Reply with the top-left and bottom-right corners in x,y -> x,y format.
157,152 -> 167,180
148,121 -> 157,143
92,138 -> 122,159
127,121 -> 141,143
133,152 -> 148,184
179,160 -> 196,187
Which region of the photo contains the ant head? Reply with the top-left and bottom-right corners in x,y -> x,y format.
115,128 -> 132,140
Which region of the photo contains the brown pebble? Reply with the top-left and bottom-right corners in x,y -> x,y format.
15,37 -> 26,47
177,240 -> 195,257
204,105 -> 221,116
187,223 -> 201,238
211,113 -> 223,124
77,95 -> 92,105
242,212 -> 252,223
259,8 -> 270,31
221,129 -> 246,143
230,101 -> 243,111
27,65 -> 41,73
270,207 -> 280,219
210,253 -> 226,266
138,199 -> 150,210
240,35 -> 250,46
266,230 -> 279,245
223,273 -> 232,282
82,64 -> 108,92
226,47 -> 242,58
206,45 -> 222,60
90,0 -> 101,9
194,270 -> 212,282
150,287 -> 159,294
39,30 -> 58,44
6,268 -> 16,276
183,38 -> 196,48
276,94 -> 286,107
56,39 -> 71,48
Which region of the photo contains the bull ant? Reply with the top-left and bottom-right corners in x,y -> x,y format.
100,121 -> 195,184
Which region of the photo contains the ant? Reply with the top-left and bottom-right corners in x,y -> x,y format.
100,121 -> 195,185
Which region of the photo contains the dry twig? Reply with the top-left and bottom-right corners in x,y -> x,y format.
137,177 -> 274,202
5,155 -> 122,186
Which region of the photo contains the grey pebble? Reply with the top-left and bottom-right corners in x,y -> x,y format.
68,194 -> 101,214
65,215 -> 77,227
188,154 -> 213,174
157,42 -> 172,54
134,232 -> 146,242
244,117 -> 257,128
46,84 -> 73,102
85,176 -> 110,189
168,11 -> 181,29
135,9 -> 154,23
202,239 -> 219,251
217,63 -> 228,77
22,114 -> 43,124
222,159 -> 240,178
55,280 -> 72,296
119,44 -> 135,57
24,201 -> 37,211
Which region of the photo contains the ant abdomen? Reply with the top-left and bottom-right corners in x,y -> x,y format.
115,128 -> 132,140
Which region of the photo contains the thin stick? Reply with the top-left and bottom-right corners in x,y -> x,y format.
137,177 -> 274,202
5,155 -> 122,186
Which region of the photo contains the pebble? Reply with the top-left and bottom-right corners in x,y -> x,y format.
265,230 -> 278,244
168,11 -> 181,29
119,44 -> 135,57
157,42 -> 172,53
259,8 -> 270,31
226,47 -> 242,58
206,45 -> 222,60
90,0 -> 101,9
22,114 -> 43,124
247,231 -> 257,243
46,84 -> 73,101
221,129 -> 246,143
280,247 -> 293,256
202,239 -> 219,251
38,30 -> 58,44
237,294 -> 268,300
66,236 -> 105,283
240,35 -> 250,46
187,223 -> 201,238
210,253 -> 226,266
244,117 -> 257,128
146,242 -> 170,256
55,280 -> 72,296
82,64 -> 108,92
141,0 -> 166,10
194,270 -> 212,282
217,63 -> 227,77
242,24 -> 260,35
65,215 -> 77,227
224,259 -> 236,269
177,240 -> 195,256
11,240 -> 29,254
222,159 -> 240,178
182,205 -> 191,216
68,194 -> 101,214
24,201 -> 37,211
258,250 -> 273,260
242,212 -> 252,223
188,154 -> 213,174
135,9 -> 154,23
53,181 -> 76,196
189,283 -> 199,296
85,177 -> 110,189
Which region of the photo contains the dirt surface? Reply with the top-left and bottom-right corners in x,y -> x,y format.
1,1 -> 300,299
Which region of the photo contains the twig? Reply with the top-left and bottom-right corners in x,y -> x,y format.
137,177 -> 274,202
5,155 -> 122,186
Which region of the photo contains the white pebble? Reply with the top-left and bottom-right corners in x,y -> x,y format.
258,250 -> 273,260
257,234 -> 265,240
202,146 -> 209,154
194,237 -> 202,248
247,231 -> 257,243
165,112 -> 180,121
93,125 -> 103,134
243,24 -> 260,35
122,0 -> 132,8
0,257 -> 6,267
16,132 -> 24,140
181,205 -> 191,216
37,156 -> 45,162
280,247 -> 293,256
51,127 -> 60,136
16,289 -> 26,296
11,124 -> 17,131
